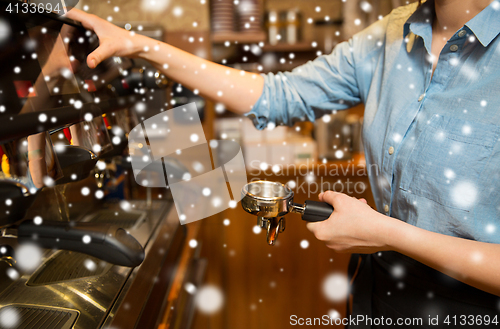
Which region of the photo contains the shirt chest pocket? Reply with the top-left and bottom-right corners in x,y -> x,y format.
399,114 -> 500,211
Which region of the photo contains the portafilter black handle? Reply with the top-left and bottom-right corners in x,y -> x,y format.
300,200 -> 334,222
18,220 -> 145,267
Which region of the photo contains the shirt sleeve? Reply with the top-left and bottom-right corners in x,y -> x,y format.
246,17 -> 389,130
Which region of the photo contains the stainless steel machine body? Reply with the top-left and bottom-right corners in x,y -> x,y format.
0,200 -> 187,329
0,5 -> 204,328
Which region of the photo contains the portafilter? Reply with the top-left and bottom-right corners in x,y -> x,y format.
241,181 -> 334,245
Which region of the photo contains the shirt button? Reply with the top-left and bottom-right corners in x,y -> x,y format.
458,30 -> 467,37
384,204 -> 390,213
388,146 -> 395,155
418,94 -> 425,102
450,44 -> 459,52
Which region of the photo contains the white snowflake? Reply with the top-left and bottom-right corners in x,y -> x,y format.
120,200 -> 131,211
81,187 -> 90,196
444,168 -> 456,180
189,239 -> 198,248
82,235 -> 91,244
360,1 -> 372,12
322,273 -> 349,302
391,264 -> 405,279
84,259 -> 97,271
195,285 -> 224,314
328,309 -> 341,320
6,268 -> 19,280
185,282 -> 197,294
451,181 -> 477,209
485,224 -> 496,234
0,307 -> 19,328
33,216 -> 43,225
16,244 -> 42,271
43,176 -> 55,187
300,240 -> 309,249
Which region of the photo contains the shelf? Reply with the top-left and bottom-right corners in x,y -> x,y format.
211,31 -> 267,44
260,42 -> 316,52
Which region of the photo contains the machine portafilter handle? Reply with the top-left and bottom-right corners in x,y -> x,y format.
0,181 -> 144,267
290,200 -> 334,222
17,220 -> 145,267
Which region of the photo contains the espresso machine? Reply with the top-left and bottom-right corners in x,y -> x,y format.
0,2 -> 205,328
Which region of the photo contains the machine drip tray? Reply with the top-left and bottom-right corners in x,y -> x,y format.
0,304 -> 78,329
26,251 -> 111,286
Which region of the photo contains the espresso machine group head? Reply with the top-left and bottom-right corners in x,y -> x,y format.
241,181 -> 334,245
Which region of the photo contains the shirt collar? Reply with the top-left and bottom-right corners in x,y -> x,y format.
466,1 -> 500,47
404,0 -> 500,49
403,0 -> 434,54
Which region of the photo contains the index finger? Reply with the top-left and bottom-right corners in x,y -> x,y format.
321,190 -> 344,205
64,8 -> 97,31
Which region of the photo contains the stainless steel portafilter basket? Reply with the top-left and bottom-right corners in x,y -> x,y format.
241,181 -> 334,245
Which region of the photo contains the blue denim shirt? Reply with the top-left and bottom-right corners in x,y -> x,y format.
247,0 -> 500,243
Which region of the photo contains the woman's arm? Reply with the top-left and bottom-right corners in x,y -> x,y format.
390,213 -> 500,296
66,8 -> 392,127
306,191 -> 500,296
64,9 -> 263,114
27,133 -> 47,189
